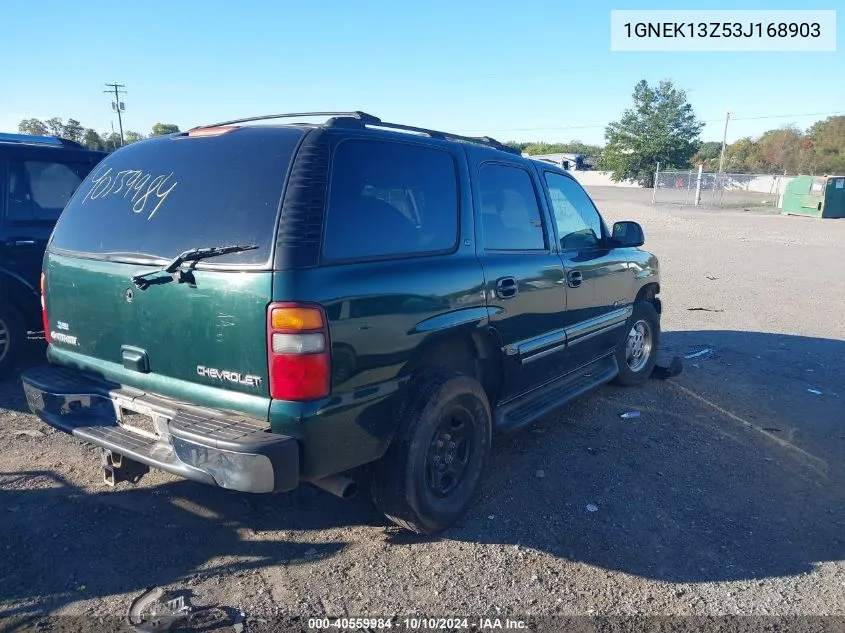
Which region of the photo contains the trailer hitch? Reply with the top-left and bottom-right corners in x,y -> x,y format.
102,449 -> 150,487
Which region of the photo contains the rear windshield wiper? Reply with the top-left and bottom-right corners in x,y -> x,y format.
131,244 -> 258,290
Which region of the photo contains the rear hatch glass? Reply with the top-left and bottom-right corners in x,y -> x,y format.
49,126 -> 304,265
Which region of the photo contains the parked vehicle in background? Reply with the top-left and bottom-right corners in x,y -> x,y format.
22,112 -> 661,534
0,133 -> 106,376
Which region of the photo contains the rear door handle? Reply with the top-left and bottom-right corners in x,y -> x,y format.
495,276 -> 518,299
567,270 -> 583,288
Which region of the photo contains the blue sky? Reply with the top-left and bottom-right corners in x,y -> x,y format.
1,0 -> 842,145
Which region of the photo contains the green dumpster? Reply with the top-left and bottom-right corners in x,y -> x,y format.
781,174 -> 845,218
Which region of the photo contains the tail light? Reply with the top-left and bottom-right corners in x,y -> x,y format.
267,303 -> 330,401
40,273 -> 50,343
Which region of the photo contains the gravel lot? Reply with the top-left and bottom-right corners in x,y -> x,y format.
2,187 -> 844,631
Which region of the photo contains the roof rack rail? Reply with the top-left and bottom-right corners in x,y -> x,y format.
195,111 -> 382,129
193,110 -> 519,155
0,132 -> 86,149
340,118 -> 520,155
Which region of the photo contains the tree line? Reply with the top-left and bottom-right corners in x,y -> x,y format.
509,79 -> 844,186
17,93 -> 845,185
691,118 -> 844,176
17,117 -> 180,151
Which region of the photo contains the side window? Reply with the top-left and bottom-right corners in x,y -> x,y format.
478,163 -> 546,251
323,139 -> 459,262
6,160 -> 89,222
544,172 -> 604,251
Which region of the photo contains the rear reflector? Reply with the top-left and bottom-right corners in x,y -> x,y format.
40,273 -> 50,343
267,302 -> 330,401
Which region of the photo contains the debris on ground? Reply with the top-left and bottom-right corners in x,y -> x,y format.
535,469 -> 546,478
127,586 -> 192,632
233,610 -> 246,633
651,356 -> 683,380
586,504 -> 599,513
685,348 -> 713,359
13,429 -> 45,438
687,307 -> 724,313
807,389 -> 823,395
619,411 -> 641,419
705,276 -> 720,280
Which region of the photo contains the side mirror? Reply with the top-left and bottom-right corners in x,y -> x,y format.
611,221 -> 644,248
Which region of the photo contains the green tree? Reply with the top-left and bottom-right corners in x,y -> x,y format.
62,118 -> 84,143
722,137 -> 764,173
101,132 -> 122,150
123,131 -> 145,144
598,79 -> 703,186
757,126 -> 804,174
807,115 -> 845,175
82,129 -> 105,151
151,122 -> 180,136
18,118 -> 48,136
44,117 -> 65,138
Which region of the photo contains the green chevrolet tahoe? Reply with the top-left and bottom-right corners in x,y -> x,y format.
21,111 -> 661,534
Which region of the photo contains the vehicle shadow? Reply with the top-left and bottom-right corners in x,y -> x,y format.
0,469 -> 383,623
0,329 -> 842,619
0,337 -> 48,414
433,329 -> 845,583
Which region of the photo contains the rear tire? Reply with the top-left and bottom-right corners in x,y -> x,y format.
612,300 -> 660,387
0,303 -> 26,379
371,372 -> 491,535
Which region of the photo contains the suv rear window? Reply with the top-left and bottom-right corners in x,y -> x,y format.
322,138 -> 459,262
48,127 -> 304,266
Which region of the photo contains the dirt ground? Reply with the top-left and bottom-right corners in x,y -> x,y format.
2,187 -> 844,632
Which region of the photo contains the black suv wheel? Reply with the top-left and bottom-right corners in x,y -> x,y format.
612,300 -> 661,386
372,372 -> 491,535
0,303 -> 26,378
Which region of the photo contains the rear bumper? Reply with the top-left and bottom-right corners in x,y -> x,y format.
21,364 -> 299,494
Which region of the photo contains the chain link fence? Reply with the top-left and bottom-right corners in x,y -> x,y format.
652,169 -> 787,209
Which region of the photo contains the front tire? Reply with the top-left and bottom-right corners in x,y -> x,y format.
612,300 -> 660,386
0,303 -> 26,379
371,372 -> 492,535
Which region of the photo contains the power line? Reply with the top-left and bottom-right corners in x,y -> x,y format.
453,110 -> 845,134
104,82 -> 127,146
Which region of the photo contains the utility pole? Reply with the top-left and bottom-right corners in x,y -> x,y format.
717,110 -> 732,174
104,83 -> 127,146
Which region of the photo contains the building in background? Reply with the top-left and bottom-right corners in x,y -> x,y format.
523,152 -> 590,171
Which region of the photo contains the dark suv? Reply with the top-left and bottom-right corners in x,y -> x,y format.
0,133 -> 106,376
21,112 -> 660,534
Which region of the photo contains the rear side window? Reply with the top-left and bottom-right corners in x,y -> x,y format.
6,160 -> 92,222
322,139 -> 459,262
49,127 -> 304,266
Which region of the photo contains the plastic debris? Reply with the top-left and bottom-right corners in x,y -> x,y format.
13,429 -> 45,438
807,389 -> 822,395
586,504 -> 598,513
536,469 -> 546,478
126,586 -> 192,633
651,356 -> 683,380
619,411 -> 641,419
488,515 -> 495,520
685,348 -> 713,359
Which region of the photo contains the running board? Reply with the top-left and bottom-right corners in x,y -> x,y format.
494,354 -> 619,434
